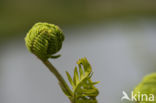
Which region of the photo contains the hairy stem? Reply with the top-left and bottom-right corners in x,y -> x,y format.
42,60 -> 73,103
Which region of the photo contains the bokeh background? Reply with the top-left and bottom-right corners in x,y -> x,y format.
0,0 -> 156,103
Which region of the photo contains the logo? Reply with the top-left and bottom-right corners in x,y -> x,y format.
121,91 -> 155,102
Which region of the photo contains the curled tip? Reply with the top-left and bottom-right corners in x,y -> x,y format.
25,22 -> 64,61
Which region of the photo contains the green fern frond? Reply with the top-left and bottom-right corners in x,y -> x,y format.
61,57 -> 99,103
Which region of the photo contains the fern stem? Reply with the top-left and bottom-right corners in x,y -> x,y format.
42,60 -> 73,103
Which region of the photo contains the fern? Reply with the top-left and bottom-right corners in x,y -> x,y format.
25,23 -> 99,103
60,57 -> 99,103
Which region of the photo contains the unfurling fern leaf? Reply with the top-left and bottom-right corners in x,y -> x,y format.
60,57 -> 99,103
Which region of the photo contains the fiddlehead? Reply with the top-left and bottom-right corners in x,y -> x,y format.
25,22 -> 64,61
25,22 -> 99,103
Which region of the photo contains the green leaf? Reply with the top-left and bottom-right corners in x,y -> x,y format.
65,57 -> 99,103
133,73 -> 156,103
66,71 -> 75,88
73,67 -> 79,85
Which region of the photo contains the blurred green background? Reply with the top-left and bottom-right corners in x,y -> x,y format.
1,0 -> 156,40
0,0 -> 156,103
